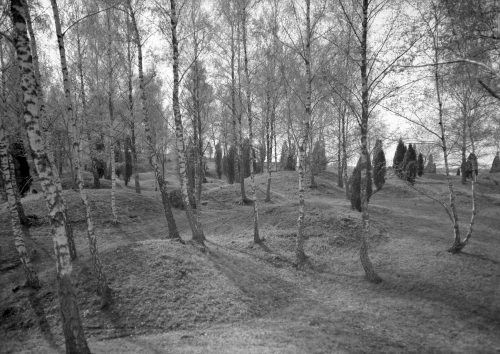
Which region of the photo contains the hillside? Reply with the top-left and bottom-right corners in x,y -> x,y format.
1,164 -> 500,354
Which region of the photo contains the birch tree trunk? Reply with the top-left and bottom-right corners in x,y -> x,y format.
30,0 -> 76,260
296,0 -> 311,264
125,16 -> 141,194
10,2 -> 90,352
128,1 -> 180,241
230,10 -> 238,184
359,0 -> 382,283
427,7 -> 462,253
241,1 -> 261,243
0,122 -> 40,288
51,0 -> 109,299
342,110 -> 349,199
107,9 -> 118,224
170,0 -> 204,244
236,16 -> 250,204
189,4 -> 204,222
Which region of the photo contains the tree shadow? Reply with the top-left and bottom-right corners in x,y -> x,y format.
459,252 -> 500,265
203,244 -> 297,316
28,290 -> 62,353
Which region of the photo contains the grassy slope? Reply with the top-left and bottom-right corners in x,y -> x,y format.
0,165 -> 499,354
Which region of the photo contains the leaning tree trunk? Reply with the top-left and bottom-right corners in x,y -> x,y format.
51,0 -> 109,299
170,0 -> 204,244
11,2 -> 90,352
106,9 -> 118,224
0,123 -> 40,288
129,0 -> 180,241
359,0 -> 382,283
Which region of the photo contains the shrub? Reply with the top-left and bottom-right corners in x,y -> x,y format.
406,160 -> 417,184
280,141 -> 288,170
124,136 -> 133,186
286,143 -> 297,171
466,153 -> 478,178
215,143 -> 222,179
402,143 -> 417,183
311,140 -> 328,175
393,138 -> 406,178
490,152 -> 500,173
349,154 -> 372,212
168,188 -> 196,210
227,145 -> 236,184
242,138 -> 251,178
372,140 -> 386,191
115,163 -> 124,179
417,153 -> 424,177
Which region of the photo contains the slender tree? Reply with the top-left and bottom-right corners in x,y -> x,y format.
169,0 -> 205,243
50,0 -> 110,300
10,1 -> 90,351
128,0 -> 181,241
240,0 -> 261,243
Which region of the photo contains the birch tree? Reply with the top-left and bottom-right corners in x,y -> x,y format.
166,0 -> 205,243
127,0 -> 181,241
10,1 -> 90,351
239,0 -> 261,243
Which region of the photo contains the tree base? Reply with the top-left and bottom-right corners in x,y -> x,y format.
365,273 -> 383,284
447,242 -> 466,254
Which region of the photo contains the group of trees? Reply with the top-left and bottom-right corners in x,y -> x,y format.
393,138 -> 425,184
2,0 -> 500,351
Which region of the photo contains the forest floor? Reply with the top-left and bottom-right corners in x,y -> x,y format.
1,162 -> 500,354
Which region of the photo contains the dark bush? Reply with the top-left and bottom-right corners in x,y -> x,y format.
227,145 -> 236,184
168,188 -> 196,210
10,139 -> 32,196
349,154 -> 372,212
393,138 -> 405,178
372,140 -> 386,191
215,143 -> 222,179
417,153 -> 424,177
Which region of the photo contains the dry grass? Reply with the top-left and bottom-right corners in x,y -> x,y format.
1,165 -> 499,353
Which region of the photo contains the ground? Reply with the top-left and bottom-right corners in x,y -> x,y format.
1,162 -> 499,354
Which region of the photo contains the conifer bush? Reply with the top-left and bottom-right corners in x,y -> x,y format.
124,136 -> 133,186
227,145 -> 236,184
417,153 -> 424,177
406,161 -> 417,184
286,143 -> 297,171
242,138 -> 251,178
349,155 -> 372,212
393,138 -> 406,178
280,142 -> 288,170
168,188 -> 196,210
215,143 -> 222,179
311,140 -> 328,175
373,140 -> 386,191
